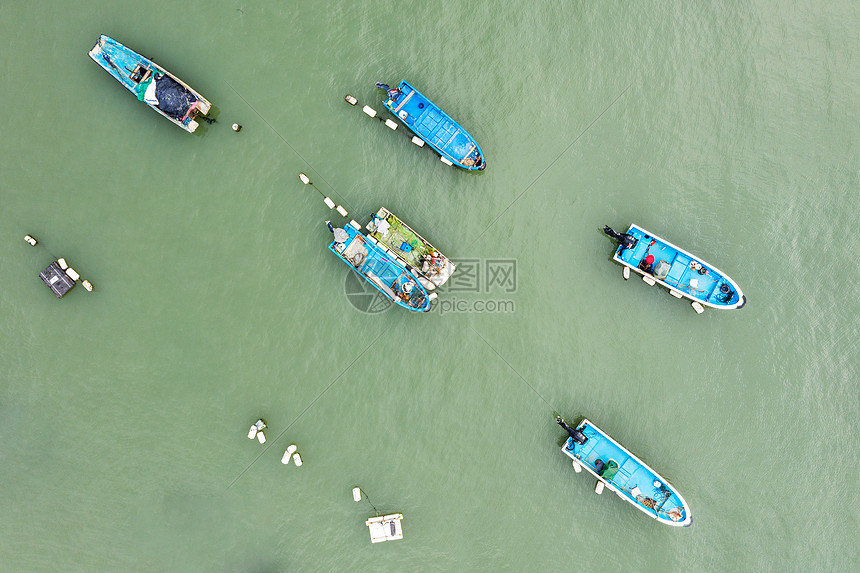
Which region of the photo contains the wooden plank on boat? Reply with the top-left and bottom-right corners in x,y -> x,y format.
393,90 -> 415,114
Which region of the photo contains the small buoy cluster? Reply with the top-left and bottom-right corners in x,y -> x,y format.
281,443 -> 302,467
298,174 -> 362,233
247,419 -> 267,443
232,123 -> 242,132
246,419 -> 304,467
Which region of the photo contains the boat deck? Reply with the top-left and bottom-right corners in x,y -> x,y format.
615,225 -> 742,307
562,420 -> 690,526
384,82 -> 483,168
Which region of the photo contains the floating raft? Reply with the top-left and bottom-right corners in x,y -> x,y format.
88,34 -> 211,133
366,207 -> 455,290
366,513 -> 404,543
378,81 -> 485,170
40,262 -> 76,298
558,417 -> 692,527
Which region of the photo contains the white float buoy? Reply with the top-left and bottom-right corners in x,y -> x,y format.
281,444 -> 297,464
622,266 -> 630,280
336,205 -> 348,217
691,301 -> 705,314
299,173 -> 311,185
82,280 -> 93,292
232,123 -> 242,132
256,430 -> 266,444
348,220 -> 361,230
642,275 -> 656,286
572,459 -> 582,473
24,235 -> 38,246
440,156 -> 454,166
248,425 -> 258,439
384,119 -> 398,130
669,289 -> 683,299
428,292 -> 438,301
292,452 -> 302,466
594,480 -> 605,495
344,95 -> 358,106
411,136 -> 425,147
362,105 -> 377,118
352,487 -> 362,502
65,267 -> 80,282
323,197 -> 335,209
57,258 -> 68,270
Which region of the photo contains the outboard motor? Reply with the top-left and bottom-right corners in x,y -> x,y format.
602,225 -> 637,251
556,416 -> 588,445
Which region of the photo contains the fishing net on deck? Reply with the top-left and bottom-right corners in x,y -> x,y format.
154,75 -> 197,120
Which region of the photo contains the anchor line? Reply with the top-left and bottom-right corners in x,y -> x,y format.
226,331 -> 384,490
223,80 -> 354,213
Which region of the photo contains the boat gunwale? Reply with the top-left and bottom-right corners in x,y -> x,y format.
562,418 -> 692,527
88,35 -> 211,133
613,223 -> 745,309
384,80 -> 484,171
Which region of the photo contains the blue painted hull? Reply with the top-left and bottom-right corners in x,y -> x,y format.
560,418 -> 692,527
87,35 -> 211,133
379,81 -> 485,171
329,225 -> 432,312
611,224 -> 746,309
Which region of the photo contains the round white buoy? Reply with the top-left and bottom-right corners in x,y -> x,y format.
24,235 -> 38,246
256,430 -> 266,444
292,452 -> 302,466
299,173 -> 311,185
82,280 -> 93,292
352,487 -> 362,502
248,425 -> 258,439
232,123 -> 242,132
286,444 -> 297,456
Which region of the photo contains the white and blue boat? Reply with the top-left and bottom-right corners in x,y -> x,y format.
556,417 -> 692,527
603,224 -> 746,312
327,222 -> 436,312
376,81 -> 485,170
88,35 -> 211,133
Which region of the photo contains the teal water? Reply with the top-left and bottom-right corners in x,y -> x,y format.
1,1 -> 858,571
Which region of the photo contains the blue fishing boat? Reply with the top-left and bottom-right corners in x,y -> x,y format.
88,35 -> 212,133
603,224 -> 746,312
327,222 -> 435,312
556,417 -> 692,527
376,81 -> 485,170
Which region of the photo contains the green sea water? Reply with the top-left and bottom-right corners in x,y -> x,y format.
1,1 -> 858,571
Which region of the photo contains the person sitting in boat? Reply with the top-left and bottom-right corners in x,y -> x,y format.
638,254 -> 655,274
376,83 -> 401,100
602,225 -> 637,255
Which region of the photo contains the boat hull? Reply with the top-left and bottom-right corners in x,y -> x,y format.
561,418 -> 692,527
88,35 -> 211,133
329,225 -> 432,312
380,81 -> 485,171
611,224 -> 745,309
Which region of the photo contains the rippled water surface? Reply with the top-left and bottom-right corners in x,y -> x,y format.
1,1 -> 858,571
